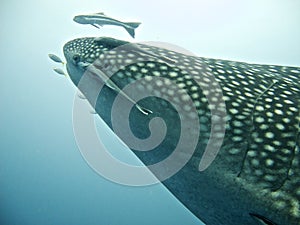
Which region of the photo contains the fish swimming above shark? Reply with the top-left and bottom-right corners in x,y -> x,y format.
73,12 -> 141,38
62,36 -> 300,225
48,53 -> 65,64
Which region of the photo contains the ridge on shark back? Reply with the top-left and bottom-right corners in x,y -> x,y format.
62,36 -> 300,225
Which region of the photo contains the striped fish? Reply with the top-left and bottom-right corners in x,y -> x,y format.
73,12 -> 141,38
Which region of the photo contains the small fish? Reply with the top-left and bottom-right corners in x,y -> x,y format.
73,12 -> 141,38
90,109 -> 97,114
78,94 -> 86,99
48,54 -> 64,64
53,68 -> 67,76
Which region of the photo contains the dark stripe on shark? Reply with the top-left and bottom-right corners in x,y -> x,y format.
249,213 -> 278,225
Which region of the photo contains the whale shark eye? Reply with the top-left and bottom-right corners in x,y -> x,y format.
72,54 -> 80,64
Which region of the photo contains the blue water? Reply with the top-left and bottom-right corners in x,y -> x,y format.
1,1 -> 299,225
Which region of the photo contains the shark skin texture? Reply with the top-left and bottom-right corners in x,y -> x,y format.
63,37 -> 300,225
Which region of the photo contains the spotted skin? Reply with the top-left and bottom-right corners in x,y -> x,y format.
63,37 -> 300,225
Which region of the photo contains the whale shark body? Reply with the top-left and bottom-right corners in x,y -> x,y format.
63,37 -> 300,225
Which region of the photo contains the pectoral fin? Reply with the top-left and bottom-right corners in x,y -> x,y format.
91,24 -> 101,29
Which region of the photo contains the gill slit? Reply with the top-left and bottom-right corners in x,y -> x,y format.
237,79 -> 278,178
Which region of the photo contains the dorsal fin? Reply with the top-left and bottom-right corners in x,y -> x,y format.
95,12 -> 105,15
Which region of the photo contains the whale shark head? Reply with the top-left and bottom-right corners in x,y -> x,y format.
63,37 -> 300,225
63,37 -> 128,85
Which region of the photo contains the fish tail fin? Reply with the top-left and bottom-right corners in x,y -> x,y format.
125,22 -> 141,29
124,27 -> 136,38
124,22 -> 141,38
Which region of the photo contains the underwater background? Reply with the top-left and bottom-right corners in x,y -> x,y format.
1,0 -> 299,225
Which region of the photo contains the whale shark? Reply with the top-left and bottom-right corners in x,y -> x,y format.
62,36 -> 300,225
